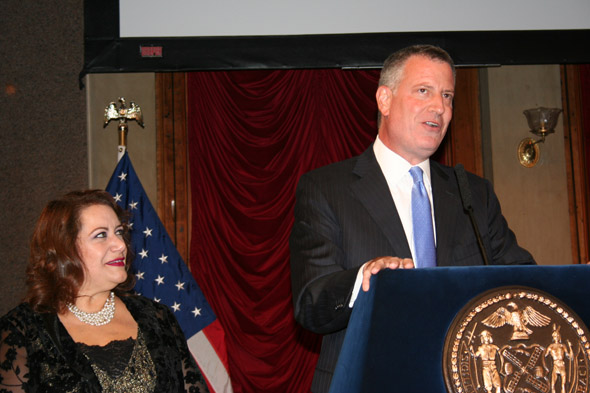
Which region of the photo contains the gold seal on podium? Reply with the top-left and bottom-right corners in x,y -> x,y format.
443,286 -> 590,393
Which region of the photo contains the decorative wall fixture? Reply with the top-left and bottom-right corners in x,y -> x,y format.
517,107 -> 562,167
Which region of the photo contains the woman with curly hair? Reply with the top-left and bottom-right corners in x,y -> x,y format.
0,190 -> 209,393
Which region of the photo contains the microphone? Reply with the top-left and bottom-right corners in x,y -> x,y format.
454,164 -> 490,266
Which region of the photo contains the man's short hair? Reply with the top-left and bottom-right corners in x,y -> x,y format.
379,44 -> 456,92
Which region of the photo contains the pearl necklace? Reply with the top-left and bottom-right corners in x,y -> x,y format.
67,291 -> 115,326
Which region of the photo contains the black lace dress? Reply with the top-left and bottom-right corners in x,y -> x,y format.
0,295 -> 209,393
76,330 -> 157,392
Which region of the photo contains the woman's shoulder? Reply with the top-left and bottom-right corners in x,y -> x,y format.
120,294 -> 173,320
0,303 -> 45,344
1,303 -> 37,327
121,293 -> 167,309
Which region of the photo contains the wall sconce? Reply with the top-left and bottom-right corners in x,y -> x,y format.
517,107 -> 562,167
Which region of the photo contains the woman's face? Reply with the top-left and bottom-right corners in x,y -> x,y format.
76,204 -> 128,296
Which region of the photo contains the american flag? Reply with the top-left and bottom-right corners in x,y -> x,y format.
106,152 -> 232,393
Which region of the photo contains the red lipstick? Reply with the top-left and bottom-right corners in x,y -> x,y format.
106,258 -> 125,267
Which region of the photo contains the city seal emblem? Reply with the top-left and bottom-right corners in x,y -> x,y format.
443,286 -> 590,393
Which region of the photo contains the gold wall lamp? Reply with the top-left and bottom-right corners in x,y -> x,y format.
517,107 -> 562,167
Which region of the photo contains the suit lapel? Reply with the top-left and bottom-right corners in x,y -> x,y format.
431,162 -> 462,266
349,148 -> 412,258
347,149 -> 464,264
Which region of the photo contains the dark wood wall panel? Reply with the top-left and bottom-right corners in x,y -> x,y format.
561,65 -> 590,264
156,73 -> 190,263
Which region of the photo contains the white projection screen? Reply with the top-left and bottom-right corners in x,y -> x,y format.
82,0 -> 590,76
119,0 -> 590,38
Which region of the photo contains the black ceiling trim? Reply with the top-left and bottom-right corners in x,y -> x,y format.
82,3 -> 590,80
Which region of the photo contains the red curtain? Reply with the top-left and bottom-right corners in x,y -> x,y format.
187,69 -> 379,392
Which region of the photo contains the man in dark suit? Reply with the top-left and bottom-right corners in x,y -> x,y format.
289,44 -> 535,393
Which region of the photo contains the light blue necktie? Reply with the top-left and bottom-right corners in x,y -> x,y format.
409,167 -> 436,268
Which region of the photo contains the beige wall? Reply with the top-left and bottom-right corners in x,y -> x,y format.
86,73 -> 158,205
485,65 -> 572,265
85,66 -> 573,267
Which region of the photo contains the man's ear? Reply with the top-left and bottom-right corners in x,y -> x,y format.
375,86 -> 391,117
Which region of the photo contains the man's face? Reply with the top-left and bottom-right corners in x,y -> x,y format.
376,55 -> 455,165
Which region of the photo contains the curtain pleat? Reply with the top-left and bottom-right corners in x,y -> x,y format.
187,69 -> 379,392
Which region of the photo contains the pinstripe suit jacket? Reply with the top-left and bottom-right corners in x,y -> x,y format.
289,145 -> 534,393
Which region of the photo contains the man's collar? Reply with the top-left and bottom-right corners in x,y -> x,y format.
374,135 -> 431,184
